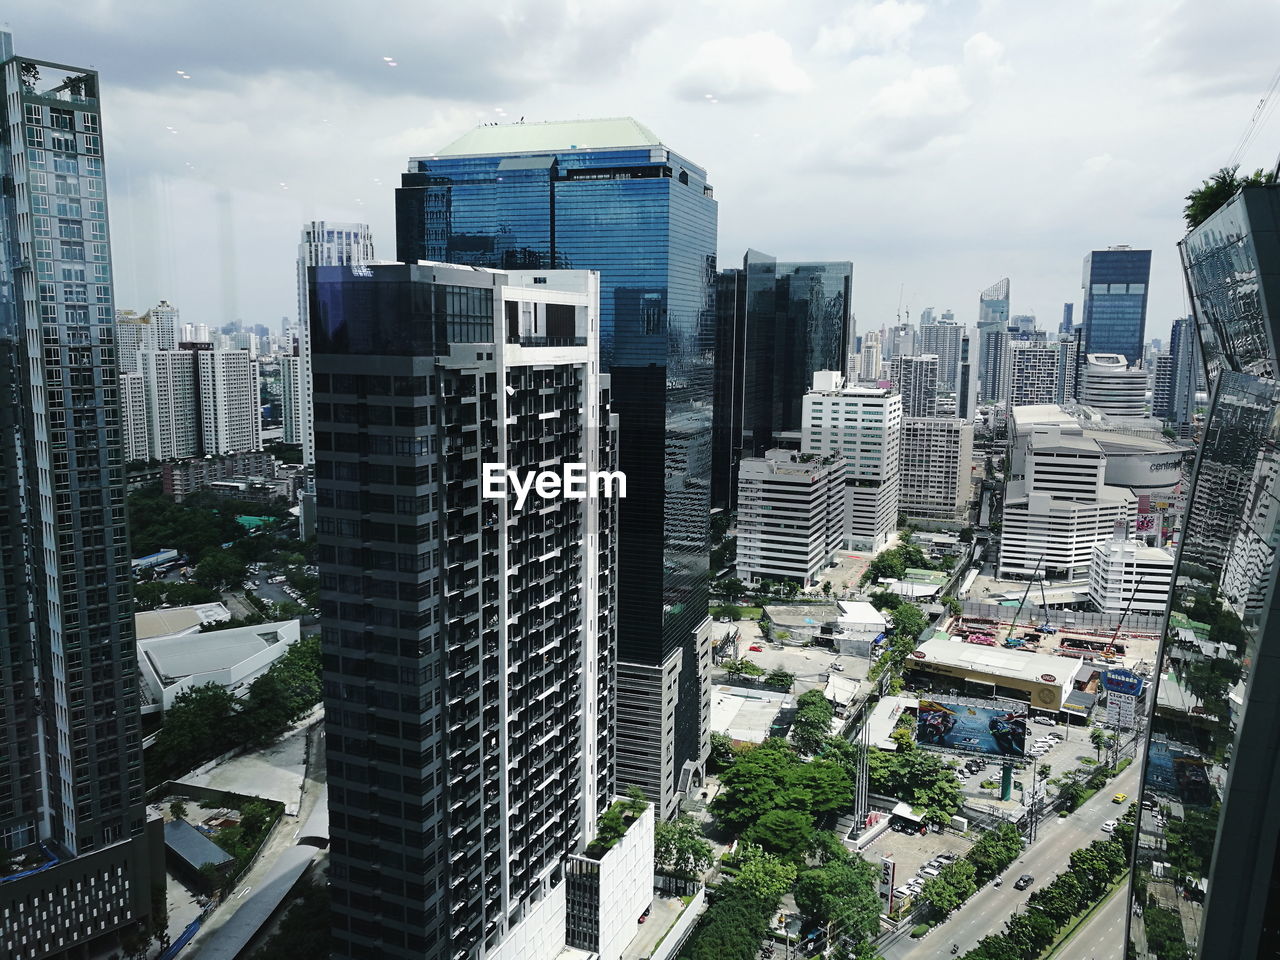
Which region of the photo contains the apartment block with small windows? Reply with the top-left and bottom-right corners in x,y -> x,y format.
1088,532 -> 1174,615
801,371 -> 902,551
889,353 -> 939,417
737,449 -> 845,585
899,417 -> 974,522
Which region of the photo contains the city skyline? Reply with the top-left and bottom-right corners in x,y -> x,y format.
4,2 -> 1278,342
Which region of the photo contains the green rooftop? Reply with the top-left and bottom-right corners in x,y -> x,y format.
1169,611 -> 1211,641
430,117 -> 661,158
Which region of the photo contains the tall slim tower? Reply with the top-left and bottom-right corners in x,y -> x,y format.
396,118 -> 717,817
1081,246 -> 1151,365
311,262 -> 619,960
0,33 -> 157,957
977,278 -> 1011,403
295,220 -> 374,464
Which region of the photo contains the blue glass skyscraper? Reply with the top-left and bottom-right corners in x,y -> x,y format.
1081,246 -> 1152,365
396,119 -> 717,816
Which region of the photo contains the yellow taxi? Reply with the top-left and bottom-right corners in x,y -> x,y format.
1112,793 -> 1128,804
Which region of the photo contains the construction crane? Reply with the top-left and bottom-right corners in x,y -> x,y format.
1103,573 -> 1147,660
1005,555 -> 1045,645
1038,579 -> 1055,634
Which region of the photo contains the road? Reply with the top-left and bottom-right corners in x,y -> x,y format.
880,758 -> 1140,960
1054,879 -> 1126,960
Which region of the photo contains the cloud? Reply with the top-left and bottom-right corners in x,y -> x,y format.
674,32 -> 812,101
814,0 -> 926,56
963,32 -> 1013,80
869,65 -> 971,118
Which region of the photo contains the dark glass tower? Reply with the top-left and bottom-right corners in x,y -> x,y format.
312,263 -> 618,959
395,119 -> 716,816
1081,246 -> 1152,365
977,277 -> 1010,403
1127,185 -> 1280,960
712,250 -> 852,509
0,33 -> 158,957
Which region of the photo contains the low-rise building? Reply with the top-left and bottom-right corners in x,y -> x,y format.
1079,353 -> 1147,417
903,634 -> 1076,712
163,450 -> 277,500
737,449 -> 845,585
565,801 -> 655,960
1088,534 -> 1175,615
835,601 -> 888,657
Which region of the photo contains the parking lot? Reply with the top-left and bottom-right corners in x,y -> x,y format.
714,625 -> 872,692
861,824 -> 972,902
950,723 -> 1105,803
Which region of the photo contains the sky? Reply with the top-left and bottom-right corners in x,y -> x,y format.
7,0 -> 1280,345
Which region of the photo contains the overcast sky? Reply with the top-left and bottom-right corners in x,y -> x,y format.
8,0 -> 1280,344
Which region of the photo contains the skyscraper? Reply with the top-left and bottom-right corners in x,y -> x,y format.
1078,352 -> 1146,417
1002,338 -> 1077,408
311,262 -> 621,960
0,33 -> 158,957
898,417 -> 974,522
858,329 -> 883,383
195,347 -> 261,454
139,349 -> 199,460
978,278 -> 1011,403
296,220 -> 374,464
1060,302 -> 1074,337
1128,184 -> 1280,960
1081,246 -> 1151,364
920,319 -> 964,392
1152,352 -> 1173,418
888,353 -> 940,417
395,118 -> 717,815
1167,313 -> 1201,434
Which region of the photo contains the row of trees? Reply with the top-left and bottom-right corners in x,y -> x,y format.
866,601 -> 928,691
719,658 -> 793,691
133,580 -> 220,611
913,821 -> 1024,926
960,836 -> 1129,960
858,533 -> 953,588
148,634 -> 322,784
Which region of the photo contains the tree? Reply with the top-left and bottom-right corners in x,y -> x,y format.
677,882 -> 774,960
1184,165 -> 1277,230
918,859 -> 977,919
195,551 -> 247,591
709,732 -> 736,772
743,808 -> 816,859
733,847 -> 797,904
794,856 -> 882,944
169,800 -> 188,821
791,690 -> 835,753
965,822 -> 1024,885
1089,726 -> 1110,763
965,935 -> 1021,960
712,740 -> 799,831
594,802 -> 628,851
958,527 -> 975,543
717,577 -> 747,602
764,667 -> 795,691
624,784 -> 648,817
150,683 -> 242,783
1057,774 -> 1087,813
654,816 -> 713,880
822,580 -> 833,597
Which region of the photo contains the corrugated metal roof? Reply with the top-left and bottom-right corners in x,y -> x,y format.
431,118 -> 661,158
164,818 -> 234,871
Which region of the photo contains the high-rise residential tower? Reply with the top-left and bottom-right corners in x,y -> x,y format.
1002,338 -> 1078,409
1166,313 -> 1201,435
920,318 -> 964,392
1127,184 -> 1280,960
1081,246 -> 1151,364
296,220 -> 374,465
195,346 -> 261,454
396,118 -> 717,816
888,353 -> 939,417
0,33 -> 158,957
312,262 -> 623,960
857,329 -> 883,383
978,278 -> 1011,403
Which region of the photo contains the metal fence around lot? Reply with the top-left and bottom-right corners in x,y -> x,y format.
959,599 -> 1164,634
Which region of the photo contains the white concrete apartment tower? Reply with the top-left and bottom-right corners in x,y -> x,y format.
120,371 -> 150,461
139,348 -> 198,460
197,347 -> 262,454
296,220 -> 374,463
802,371 -> 902,551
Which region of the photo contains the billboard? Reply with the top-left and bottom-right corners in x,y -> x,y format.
878,857 -> 896,913
916,699 -> 1027,757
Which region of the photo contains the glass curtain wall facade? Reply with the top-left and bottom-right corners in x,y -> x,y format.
978,277 -> 1010,403
1127,186 -> 1280,960
0,35 -> 156,958
1082,247 -> 1152,366
395,120 -> 716,813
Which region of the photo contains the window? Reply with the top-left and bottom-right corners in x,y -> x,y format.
86,201 -> 105,220
61,267 -> 86,283
59,241 -> 85,261
81,113 -> 99,134
27,148 -> 46,169
33,216 -> 51,238
53,154 -> 78,175
55,198 -> 82,218
54,175 -> 79,197
24,103 -> 43,124
31,171 -> 48,192
58,220 -> 83,240
83,135 -> 101,157
50,134 -> 76,153
25,125 -> 44,148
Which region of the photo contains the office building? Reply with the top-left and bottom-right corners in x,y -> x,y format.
1079,353 -> 1147,416
920,319 -> 964,392
1127,183 -> 1280,960
712,265 -> 745,510
295,220 -> 374,466
978,278 -> 1011,402
899,417 -> 974,522
957,330 -> 978,419
1003,338 -> 1078,408
1081,246 -> 1151,364
889,353 -> 940,417
886,321 -> 917,359
396,118 -> 716,815
196,347 -> 261,455
802,372 -> 901,551
1060,302 -> 1074,337
1152,352 -> 1173,418
1011,313 -> 1037,337
998,427 -> 1137,579
121,370 -> 149,461
857,329 -> 883,383
736,449 -> 845,585
1087,532 -> 1174,616
712,251 -> 852,509
312,262 -> 628,960
0,33 -> 159,958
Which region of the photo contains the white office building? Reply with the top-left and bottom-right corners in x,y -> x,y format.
121,371 -> 149,462
197,348 -> 262,455
802,371 -> 902,551
1088,533 -> 1175,615
899,417 -> 974,522
889,353 -> 939,417
1080,353 -> 1147,417
139,349 -> 199,461
296,220 -> 375,465
999,429 -> 1138,580
737,449 -> 845,585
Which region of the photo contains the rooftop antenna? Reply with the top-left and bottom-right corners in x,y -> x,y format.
896,283 -> 904,325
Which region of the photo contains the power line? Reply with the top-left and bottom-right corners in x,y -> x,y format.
1227,64 -> 1280,171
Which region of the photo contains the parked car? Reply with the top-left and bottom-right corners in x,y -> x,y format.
1014,874 -> 1034,890
832,662 -> 845,671
920,867 -> 940,878
1101,820 -> 1117,833
1033,716 -> 1057,726
718,616 -> 731,623
748,644 -> 764,652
